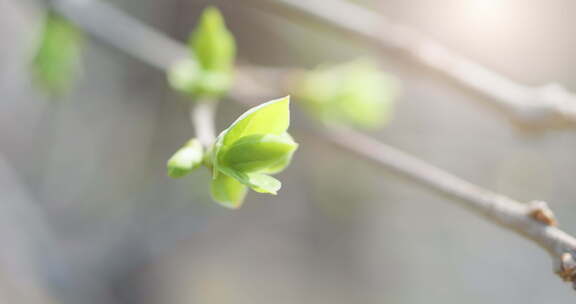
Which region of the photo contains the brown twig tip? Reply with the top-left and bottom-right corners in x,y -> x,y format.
527,201 -> 557,226
558,253 -> 576,288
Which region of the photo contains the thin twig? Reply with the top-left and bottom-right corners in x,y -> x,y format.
245,0 -> 576,128
190,101 -> 216,147
46,0 -> 576,289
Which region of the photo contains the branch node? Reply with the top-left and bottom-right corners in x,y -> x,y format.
558,253 -> 576,288
527,200 -> 557,226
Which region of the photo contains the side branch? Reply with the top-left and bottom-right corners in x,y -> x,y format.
246,0 -> 576,128
323,126 -> 576,286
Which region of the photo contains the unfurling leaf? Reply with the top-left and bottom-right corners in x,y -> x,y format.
211,96 -> 298,207
293,59 -> 400,129
220,133 -> 297,173
32,12 -> 83,96
167,139 -> 204,178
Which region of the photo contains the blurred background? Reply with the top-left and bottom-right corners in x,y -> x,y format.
1,0 -> 576,303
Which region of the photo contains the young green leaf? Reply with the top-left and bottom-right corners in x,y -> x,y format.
32,12 -> 83,96
220,133 -> 297,172
293,59 -> 400,129
244,173 -> 281,194
211,171 -> 247,208
167,139 -> 204,178
261,153 -> 293,175
222,96 -> 290,145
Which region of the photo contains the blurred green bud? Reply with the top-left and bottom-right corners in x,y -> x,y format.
293,59 -> 400,129
32,12 -> 83,96
191,7 -> 235,75
167,7 -> 236,99
167,58 -> 199,96
167,139 -> 204,178
211,96 -> 297,208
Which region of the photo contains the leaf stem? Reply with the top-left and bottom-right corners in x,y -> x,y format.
190,100 -> 216,147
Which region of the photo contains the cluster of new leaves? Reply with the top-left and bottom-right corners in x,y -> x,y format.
165,8 -> 401,208
168,97 -> 298,208
293,59 -> 399,129
32,12 -> 83,96
168,7 -> 235,99
167,8 -> 298,208
211,97 -> 297,208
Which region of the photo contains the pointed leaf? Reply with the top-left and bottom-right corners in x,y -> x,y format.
222,96 -> 290,145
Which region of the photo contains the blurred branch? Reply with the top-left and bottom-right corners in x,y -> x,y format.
47,0 -> 576,289
245,0 -> 576,129
49,0 -> 187,69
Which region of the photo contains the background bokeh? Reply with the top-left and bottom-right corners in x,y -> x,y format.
1,0 -> 576,303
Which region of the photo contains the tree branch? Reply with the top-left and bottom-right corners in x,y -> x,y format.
46,0 -> 576,289
49,0 -> 188,69
245,0 -> 576,128
322,126 -> 576,286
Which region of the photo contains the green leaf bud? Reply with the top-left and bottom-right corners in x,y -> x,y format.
167,58 -> 199,96
183,6 -> 236,98
190,7 -> 235,74
167,139 -> 204,178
